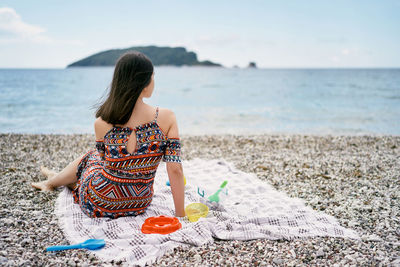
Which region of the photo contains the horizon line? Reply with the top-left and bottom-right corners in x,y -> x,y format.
1,66 -> 400,70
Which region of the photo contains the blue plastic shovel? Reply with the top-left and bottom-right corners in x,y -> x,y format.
46,239 -> 105,251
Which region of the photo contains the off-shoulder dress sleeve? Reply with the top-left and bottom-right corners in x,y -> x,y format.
162,138 -> 182,163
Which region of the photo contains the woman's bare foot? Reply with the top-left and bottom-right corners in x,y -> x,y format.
31,180 -> 54,191
31,166 -> 57,191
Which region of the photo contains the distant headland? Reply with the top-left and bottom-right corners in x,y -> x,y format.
67,46 -> 222,67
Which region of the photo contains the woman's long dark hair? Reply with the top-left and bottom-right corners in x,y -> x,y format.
96,51 -> 154,125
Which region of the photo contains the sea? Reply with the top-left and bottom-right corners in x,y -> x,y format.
0,67 -> 399,135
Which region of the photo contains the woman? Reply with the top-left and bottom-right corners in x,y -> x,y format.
32,52 -> 185,218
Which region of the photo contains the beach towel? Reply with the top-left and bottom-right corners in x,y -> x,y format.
55,158 -> 359,266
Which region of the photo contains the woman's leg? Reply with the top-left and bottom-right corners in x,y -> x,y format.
31,155 -> 83,191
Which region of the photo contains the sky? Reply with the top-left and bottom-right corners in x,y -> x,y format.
0,0 -> 399,68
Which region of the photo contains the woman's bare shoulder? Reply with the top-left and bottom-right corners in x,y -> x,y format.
158,107 -> 175,119
94,117 -> 113,140
157,108 -> 179,138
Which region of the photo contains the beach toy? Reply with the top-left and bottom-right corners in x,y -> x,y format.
185,203 -> 209,222
208,180 -> 228,203
197,187 -> 205,197
166,175 -> 187,186
141,215 -> 182,234
46,239 -> 105,252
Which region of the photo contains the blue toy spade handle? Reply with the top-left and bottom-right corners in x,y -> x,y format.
46,244 -> 82,251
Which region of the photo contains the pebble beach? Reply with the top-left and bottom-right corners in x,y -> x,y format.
0,133 -> 399,266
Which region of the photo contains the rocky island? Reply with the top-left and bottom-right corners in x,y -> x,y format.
248,61 -> 257,68
67,46 -> 222,67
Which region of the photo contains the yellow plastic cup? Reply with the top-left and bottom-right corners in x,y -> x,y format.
185,203 -> 209,222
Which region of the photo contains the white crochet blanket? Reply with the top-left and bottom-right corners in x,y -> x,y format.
55,158 -> 359,266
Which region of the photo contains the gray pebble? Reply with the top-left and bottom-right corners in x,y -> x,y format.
345,254 -> 355,261
193,254 -> 201,262
20,238 -> 32,247
367,234 -> 382,242
316,248 -> 325,258
67,259 -> 76,266
0,256 -> 8,264
2,218 -> 13,226
273,258 -> 284,265
391,257 -> 400,266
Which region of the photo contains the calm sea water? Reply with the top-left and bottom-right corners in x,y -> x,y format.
0,67 -> 399,135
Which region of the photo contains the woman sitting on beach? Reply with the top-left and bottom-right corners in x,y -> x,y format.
32,52 -> 185,218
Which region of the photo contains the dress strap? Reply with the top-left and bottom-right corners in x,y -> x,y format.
155,107 -> 159,121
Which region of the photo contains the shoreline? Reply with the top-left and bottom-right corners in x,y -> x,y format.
0,133 -> 399,266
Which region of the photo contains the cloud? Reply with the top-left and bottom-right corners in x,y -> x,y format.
0,7 -> 52,43
341,48 -> 350,55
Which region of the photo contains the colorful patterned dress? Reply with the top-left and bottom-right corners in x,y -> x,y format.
72,108 -> 181,219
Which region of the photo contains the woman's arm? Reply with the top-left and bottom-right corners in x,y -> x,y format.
163,110 -> 185,217
167,162 -> 185,217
